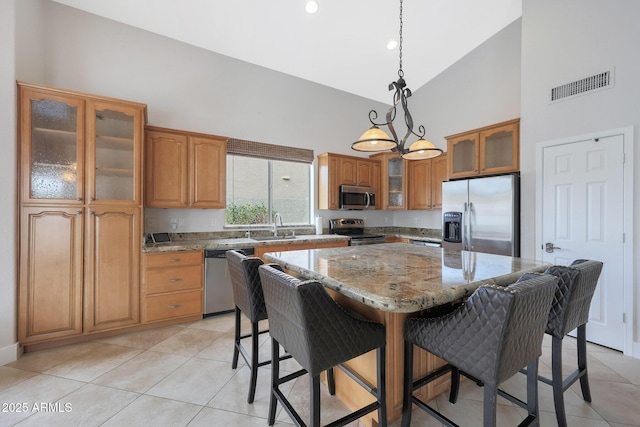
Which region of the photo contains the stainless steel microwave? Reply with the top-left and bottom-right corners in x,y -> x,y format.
339,185 -> 376,210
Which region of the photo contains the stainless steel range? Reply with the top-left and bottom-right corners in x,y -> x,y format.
329,218 -> 386,246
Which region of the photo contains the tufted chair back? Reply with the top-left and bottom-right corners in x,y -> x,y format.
544,259 -> 603,338
226,250 -> 268,323
258,264 -> 385,378
405,274 -> 557,387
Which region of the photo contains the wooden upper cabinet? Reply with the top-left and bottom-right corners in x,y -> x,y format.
356,159 -> 374,187
86,100 -> 144,206
448,133 -> 479,179
19,88 -> 85,205
145,126 -> 227,208
339,157 -> 357,185
408,159 -> 432,210
18,82 -> 146,206
317,153 -> 380,210
447,119 -> 519,179
430,153 -> 448,209
145,130 -> 188,207
479,121 -> 519,175
407,153 -> 447,210
370,152 -> 407,210
318,153 -> 340,210
189,136 -> 226,208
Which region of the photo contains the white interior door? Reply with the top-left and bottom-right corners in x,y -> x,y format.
540,134 -> 624,350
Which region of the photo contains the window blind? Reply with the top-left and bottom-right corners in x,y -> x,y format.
227,138 -> 314,164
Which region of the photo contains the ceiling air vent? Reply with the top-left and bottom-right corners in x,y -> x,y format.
550,69 -> 614,102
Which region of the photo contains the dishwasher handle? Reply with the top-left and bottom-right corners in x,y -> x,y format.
204,247 -> 255,259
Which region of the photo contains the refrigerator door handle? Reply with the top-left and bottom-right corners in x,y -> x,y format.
462,202 -> 469,250
468,202 -> 474,251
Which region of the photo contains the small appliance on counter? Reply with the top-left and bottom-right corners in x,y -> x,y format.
147,232 -> 172,244
329,218 -> 386,245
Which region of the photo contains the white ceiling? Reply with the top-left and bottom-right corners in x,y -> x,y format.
50,0 -> 522,104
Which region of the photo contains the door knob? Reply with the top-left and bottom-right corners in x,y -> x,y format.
545,242 -> 561,253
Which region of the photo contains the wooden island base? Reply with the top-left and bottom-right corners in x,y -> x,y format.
326,289 -> 452,427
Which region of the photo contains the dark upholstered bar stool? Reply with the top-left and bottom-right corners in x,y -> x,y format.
258,264 -> 387,427
534,259 -> 603,427
226,250 -> 290,403
402,274 -> 558,427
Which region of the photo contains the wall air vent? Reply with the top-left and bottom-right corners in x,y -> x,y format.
550,69 -> 614,102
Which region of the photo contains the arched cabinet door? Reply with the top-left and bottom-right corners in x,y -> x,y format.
19,207 -> 84,343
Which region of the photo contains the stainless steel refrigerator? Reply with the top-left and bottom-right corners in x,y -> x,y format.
442,173 -> 520,257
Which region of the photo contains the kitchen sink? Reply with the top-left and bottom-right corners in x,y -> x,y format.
251,235 -> 298,241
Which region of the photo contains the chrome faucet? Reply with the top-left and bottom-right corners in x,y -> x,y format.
273,212 -> 283,237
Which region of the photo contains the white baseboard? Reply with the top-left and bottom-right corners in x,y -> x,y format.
0,342 -> 21,366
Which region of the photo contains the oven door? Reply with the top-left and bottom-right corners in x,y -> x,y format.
339,185 -> 376,210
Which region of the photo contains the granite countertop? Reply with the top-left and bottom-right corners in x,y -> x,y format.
142,234 -> 350,253
263,243 -> 549,313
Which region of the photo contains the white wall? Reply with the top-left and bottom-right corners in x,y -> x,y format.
40,0 -> 402,233
520,0 -> 640,347
395,18 -> 522,230
0,0 -> 19,364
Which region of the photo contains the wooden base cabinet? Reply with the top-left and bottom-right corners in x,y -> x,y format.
142,251 -> 204,322
18,206 -> 142,342
84,207 -> 141,332
19,207 -> 84,343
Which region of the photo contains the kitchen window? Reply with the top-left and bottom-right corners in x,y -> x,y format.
225,139 -> 313,226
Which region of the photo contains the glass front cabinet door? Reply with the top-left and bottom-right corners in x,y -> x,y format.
446,119 -> 519,179
21,89 -> 85,204
86,101 -> 143,205
20,86 -> 144,206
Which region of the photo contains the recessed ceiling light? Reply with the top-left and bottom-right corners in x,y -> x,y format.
387,40 -> 398,50
305,1 -> 319,14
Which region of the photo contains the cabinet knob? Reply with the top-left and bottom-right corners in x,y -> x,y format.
77,198 -> 82,201
89,198 -> 95,201
168,259 -> 180,263
168,278 -> 182,283
167,304 -> 182,309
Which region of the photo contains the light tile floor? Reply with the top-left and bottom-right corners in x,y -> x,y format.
1,312 -> 639,426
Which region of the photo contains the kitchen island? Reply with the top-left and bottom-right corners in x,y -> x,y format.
263,243 -> 549,426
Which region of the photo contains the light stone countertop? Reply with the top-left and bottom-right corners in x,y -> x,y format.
263,243 -> 549,313
142,234 -> 350,253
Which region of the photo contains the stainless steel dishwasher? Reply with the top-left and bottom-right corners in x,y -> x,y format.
204,247 -> 254,316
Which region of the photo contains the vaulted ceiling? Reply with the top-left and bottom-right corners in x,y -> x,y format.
51,0 -> 522,104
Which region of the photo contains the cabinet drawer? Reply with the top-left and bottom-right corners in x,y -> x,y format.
144,290 -> 202,322
144,250 -> 202,269
145,265 -> 202,294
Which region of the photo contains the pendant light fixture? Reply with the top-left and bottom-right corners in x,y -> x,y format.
351,0 -> 442,160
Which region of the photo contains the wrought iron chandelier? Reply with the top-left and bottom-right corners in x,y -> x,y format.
351,0 -> 442,160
